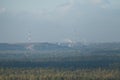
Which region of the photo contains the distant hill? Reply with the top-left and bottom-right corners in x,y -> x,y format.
0,42 -> 72,51
0,43 -> 26,50
0,42 -> 120,51
0,42 -> 89,51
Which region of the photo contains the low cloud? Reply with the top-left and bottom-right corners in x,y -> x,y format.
56,0 -> 74,16
0,7 -> 6,14
91,0 -> 103,5
90,0 -> 110,9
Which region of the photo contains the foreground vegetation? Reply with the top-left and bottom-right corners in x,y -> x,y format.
0,53 -> 120,80
0,46 -> 120,80
0,68 -> 120,80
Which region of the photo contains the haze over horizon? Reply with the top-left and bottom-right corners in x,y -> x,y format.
0,0 -> 120,43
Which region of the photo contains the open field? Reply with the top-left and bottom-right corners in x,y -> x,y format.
0,52 -> 120,80
0,68 -> 120,80
0,43 -> 120,80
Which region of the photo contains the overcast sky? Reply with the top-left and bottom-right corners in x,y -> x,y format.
0,0 -> 120,43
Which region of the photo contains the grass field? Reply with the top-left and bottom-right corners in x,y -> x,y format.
0,68 -> 120,80
0,48 -> 120,80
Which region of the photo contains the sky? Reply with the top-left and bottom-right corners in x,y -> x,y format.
0,0 -> 120,43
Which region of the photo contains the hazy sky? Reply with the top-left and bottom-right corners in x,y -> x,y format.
0,0 -> 120,43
